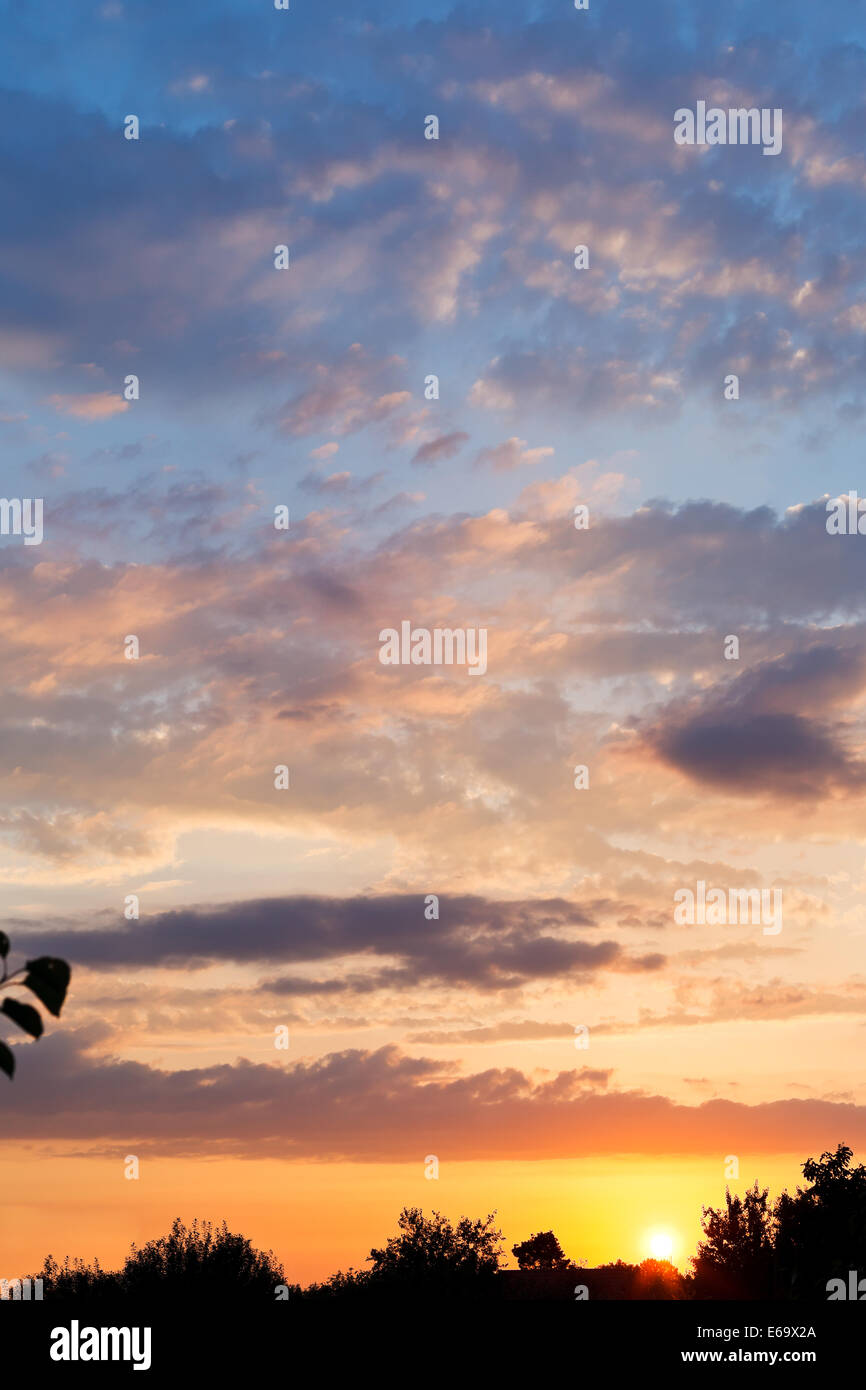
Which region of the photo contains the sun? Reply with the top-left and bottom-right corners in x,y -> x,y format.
647,1229 -> 675,1261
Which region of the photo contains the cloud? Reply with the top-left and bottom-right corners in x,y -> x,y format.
46,392 -> 129,420
169,73 -> 211,95
0,0 -> 859,439
7,1029 -> 866,1160
0,490 -> 864,898
474,437 -> 555,472
642,644 -> 866,797
0,0 -> 864,1200
298,468 -> 386,497
14,894 -> 664,992
411,431 -> 469,467
630,977 -> 866,1031
407,1020 -> 582,1045
271,347 -> 412,439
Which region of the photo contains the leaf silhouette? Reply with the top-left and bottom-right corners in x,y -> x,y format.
2,997 -> 44,1038
23,957 -> 71,1016
0,1040 -> 14,1079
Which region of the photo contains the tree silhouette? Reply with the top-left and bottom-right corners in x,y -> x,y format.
122,1218 -> 285,1297
775,1144 -> 866,1298
365,1207 -> 504,1297
38,1218 -> 288,1300
691,1145 -> 866,1299
0,932 -> 70,1080
304,1206 -> 505,1299
512,1230 -> 572,1270
691,1181 -> 775,1299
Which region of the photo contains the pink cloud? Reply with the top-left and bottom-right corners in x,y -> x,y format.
46,392 -> 130,421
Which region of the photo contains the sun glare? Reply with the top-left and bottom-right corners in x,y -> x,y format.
647,1230 -> 675,1261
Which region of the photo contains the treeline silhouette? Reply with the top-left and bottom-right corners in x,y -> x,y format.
33,1219 -> 286,1301
24,1145 -> 866,1301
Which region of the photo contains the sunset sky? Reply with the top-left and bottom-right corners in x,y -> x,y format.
3,0 -> 866,1286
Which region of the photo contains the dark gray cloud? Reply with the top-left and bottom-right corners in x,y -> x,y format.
654,711 -> 857,797
12,894 -> 664,992
644,643 -> 866,796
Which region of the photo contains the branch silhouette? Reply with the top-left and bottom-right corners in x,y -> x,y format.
0,930 -> 71,1080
